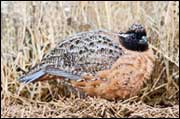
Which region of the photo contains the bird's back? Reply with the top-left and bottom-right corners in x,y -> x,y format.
20,30 -> 124,83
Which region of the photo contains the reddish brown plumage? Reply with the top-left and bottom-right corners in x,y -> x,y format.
71,43 -> 155,100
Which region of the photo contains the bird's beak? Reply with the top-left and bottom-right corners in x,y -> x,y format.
139,36 -> 147,44
118,33 -> 129,39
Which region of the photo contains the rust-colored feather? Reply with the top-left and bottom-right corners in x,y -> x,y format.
72,47 -> 155,100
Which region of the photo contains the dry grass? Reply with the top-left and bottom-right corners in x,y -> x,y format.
1,97 -> 179,118
1,1 -> 179,118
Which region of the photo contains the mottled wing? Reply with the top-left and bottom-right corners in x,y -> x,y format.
19,30 -> 124,83
42,30 -> 124,75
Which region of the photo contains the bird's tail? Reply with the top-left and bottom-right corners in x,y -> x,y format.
19,70 -> 46,84
19,67 -> 81,84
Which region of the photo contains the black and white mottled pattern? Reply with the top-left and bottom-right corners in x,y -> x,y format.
21,30 -> 124,82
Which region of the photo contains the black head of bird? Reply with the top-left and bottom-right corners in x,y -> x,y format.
119,23 -> 148,51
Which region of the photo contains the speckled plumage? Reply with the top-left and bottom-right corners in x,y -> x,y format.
20,30 -> 124,83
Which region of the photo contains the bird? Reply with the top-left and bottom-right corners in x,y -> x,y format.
19,23 -> 155,100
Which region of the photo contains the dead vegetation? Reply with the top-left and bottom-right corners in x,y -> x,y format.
1,1 -> 179,118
